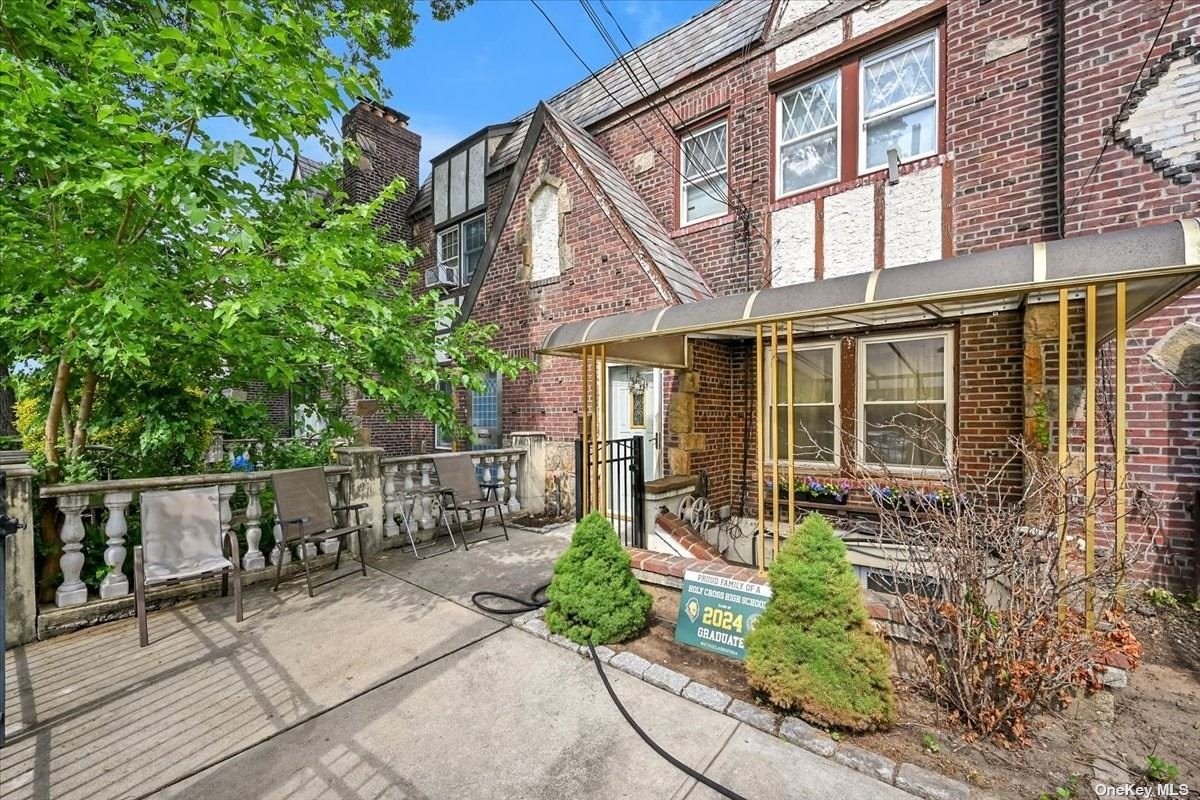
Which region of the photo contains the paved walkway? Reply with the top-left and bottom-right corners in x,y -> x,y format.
1,527 -> 916,800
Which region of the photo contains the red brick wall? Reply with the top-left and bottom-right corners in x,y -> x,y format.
957,312 -> 1026,493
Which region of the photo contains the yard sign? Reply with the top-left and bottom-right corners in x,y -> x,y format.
675,569 -> 772,661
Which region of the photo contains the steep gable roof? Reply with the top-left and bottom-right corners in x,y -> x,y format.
546,106 -> 713,304
490,0 -> 770,173
457,102 -> 712,325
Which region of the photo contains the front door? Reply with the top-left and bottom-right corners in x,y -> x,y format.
608,365 -> 662,480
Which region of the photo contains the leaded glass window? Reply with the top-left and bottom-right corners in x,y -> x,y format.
680,120 -> 728,224
777,73 -> 840,195
861,32 -> 938,171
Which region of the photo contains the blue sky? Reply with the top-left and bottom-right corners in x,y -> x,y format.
379,0 -> 714,176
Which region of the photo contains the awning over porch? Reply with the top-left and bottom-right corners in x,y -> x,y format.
541,219 -> 1200,365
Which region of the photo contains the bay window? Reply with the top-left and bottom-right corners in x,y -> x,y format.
857,331 -> 952,470
680,120 -> 728,225
777,73 -> 840,196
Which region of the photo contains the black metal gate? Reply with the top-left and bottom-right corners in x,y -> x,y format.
575,435 -> 645,548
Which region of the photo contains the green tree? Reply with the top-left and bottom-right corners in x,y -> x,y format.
0,0 -> 514,481
545,512 -> 652,645
745,513 -> 895,731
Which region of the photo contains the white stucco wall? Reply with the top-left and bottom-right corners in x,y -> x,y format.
851,0 -> 933,37
467,140 -> 486,209
775,0 -> 833,30
449,150 -> 467,219
823,184 -> 875,279
776,22 -> 844,70
771,201 -> 817,286
433,161 -> 449,225
530,183 -> 561,282
883,164 -> 942,268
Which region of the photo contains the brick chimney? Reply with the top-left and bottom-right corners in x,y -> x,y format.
342,99 -> 421,244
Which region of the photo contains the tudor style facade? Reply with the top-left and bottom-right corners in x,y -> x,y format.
345,0 -> 1200,590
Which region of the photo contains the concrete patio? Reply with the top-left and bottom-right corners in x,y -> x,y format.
1,527 -> 916,800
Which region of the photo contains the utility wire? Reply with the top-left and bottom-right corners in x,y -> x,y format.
528,0 -> 750,235
1065,0 -> 1176,215
592,0 -> 754,217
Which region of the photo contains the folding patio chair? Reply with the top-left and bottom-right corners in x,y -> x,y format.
394,484 -> 459,559
134,485 -> 242,648
432,453 -> 509,550
271,467 -> 368,597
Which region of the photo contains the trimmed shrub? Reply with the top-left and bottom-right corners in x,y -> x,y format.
745,512 -> 895,731
545,512 -> 652,645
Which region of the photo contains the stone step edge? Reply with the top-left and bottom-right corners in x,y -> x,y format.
507,607 -> 972,800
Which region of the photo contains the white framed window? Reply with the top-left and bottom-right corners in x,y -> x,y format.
777,72 -> 840,197
436,226 -> 460,282
768,343 -> 840,466
434,213 -> 485,286
461,215 -> 485,282
860,30 -> 939,173
680,120 -> 729,225
856,330 -> 953,472
433,379 -> 454,450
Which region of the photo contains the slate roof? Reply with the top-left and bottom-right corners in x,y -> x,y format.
544,105 -> 714,303
490,0 -> 770,173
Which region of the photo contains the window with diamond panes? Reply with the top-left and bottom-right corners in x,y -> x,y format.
861,32 -> 938,171
680,120 -> 728,224
777,73 -> 840,196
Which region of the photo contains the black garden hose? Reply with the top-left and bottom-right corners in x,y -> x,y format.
470,584 -> 750,800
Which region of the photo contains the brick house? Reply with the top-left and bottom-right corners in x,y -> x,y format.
346,0 -> 1199,590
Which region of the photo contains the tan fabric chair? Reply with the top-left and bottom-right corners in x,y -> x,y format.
432,454 -> 509,550
271,467 -> 368,597
134,485 -> 242,647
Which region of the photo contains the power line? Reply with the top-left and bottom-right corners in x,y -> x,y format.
528,0 -> 753,236
1065,0 -> 1176,215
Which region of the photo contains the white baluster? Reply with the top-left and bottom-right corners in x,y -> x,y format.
98,491 -> 133,599
508,455 -> 521,513
241,479 -> 265,573
419,462 -> 434,529
383,464 -> 400,539
270,500 -> 292,567
56,494 -> 90,607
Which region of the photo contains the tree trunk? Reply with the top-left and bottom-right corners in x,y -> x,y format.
71,369 -> 98,457
43,355 -> 70,474
0,362 -> 15,438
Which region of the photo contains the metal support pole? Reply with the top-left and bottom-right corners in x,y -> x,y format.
756,324 -> 765,575
581,347 -> 591,514
600,345 -> 607,521
1058,288 -> 1069,624
770,323 -> 780,564
786,321 -> 795,533
1,472 -> 28,750
1085,284 -> 1098,629
1115,281 -> 1127,606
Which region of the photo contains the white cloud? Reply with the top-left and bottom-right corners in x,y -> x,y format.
622,0 -> 666,42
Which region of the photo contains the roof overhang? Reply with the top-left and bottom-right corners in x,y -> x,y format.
541,219 -> 1200,366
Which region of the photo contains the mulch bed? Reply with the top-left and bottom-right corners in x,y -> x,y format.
615,582 -> 1200,798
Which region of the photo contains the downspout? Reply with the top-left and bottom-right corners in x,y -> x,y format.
1056,0 -> 1067,239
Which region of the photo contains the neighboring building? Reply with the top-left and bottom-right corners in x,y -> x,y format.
347,0 -> 1199,590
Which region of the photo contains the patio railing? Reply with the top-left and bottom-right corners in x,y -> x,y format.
380,448 -> 526,536
39,466 -> 352,610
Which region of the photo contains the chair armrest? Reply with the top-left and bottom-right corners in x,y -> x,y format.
280,515 -> 311,534
223,527 -> 242,565
332,502 -> 369,512
479,483 -> 502,489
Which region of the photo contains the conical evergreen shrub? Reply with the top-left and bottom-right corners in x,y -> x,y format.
745,512 -> 895,731
545,512 -> 652,645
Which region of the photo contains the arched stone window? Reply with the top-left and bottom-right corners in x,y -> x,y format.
522,168 -> 571,283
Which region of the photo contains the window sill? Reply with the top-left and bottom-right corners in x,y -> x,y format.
671,212 -> 737,237
529,275 -> 563,289
769,153 -> 947,214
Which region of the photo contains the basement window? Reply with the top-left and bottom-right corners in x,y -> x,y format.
680,120 -> 729,225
